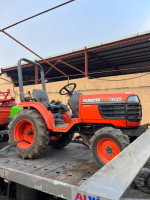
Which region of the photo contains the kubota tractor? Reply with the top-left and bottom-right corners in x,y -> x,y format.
9,58 -> 145,166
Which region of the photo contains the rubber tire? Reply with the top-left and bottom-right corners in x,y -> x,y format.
49,134 -> 71,149
134,167 -> 150,193
9,108 -> 50,159
90,127 -> 130,166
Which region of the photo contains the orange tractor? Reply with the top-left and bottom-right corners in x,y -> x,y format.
9,58 -> 144,166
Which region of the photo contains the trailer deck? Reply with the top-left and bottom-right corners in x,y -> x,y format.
0,143 -> 99,186
0,129 -> 150,200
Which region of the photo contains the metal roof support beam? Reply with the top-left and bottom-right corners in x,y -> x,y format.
88,51 -> 115,68
35,61 -> 38,85
85,47 -> 88,77
37,61 -> 59,83
58,59 -> 85,74
33,34 -> 150,67
44,67 -> 53,77
88,51 -> 121,74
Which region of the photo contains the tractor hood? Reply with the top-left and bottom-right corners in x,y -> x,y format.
68,92 -> 141,127
77,93 -> 141,127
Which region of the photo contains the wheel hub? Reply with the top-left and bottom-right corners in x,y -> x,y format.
96,138 -> 120,164
26,128 -> 34,138
14,119 -> 35,149
105,145 -> 114,156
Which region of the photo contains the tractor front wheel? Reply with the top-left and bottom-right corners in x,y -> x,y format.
90,127 -> 130,166
9,108 -> 50,159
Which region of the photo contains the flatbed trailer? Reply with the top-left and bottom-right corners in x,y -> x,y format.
0,129 -> 150,200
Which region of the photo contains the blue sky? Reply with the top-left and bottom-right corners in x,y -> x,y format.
0,0 -> 150,68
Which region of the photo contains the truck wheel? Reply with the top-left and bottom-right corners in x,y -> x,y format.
134,168 -> 150,193
9,108 -> 50,159
49,134 -> 71,149
90,127 -> 130,166
16,184 -> 38,200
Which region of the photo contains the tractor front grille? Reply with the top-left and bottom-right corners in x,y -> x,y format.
98,103 -> 142,122
126,104 -> 142,122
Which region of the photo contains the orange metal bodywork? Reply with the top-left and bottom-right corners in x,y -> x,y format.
19,102 -> 55,130
97,138 -> 120,163
14,119 -> 35,149
53,118 -> 82,132
19,103 -> 81,132
19,93 -> 141,132
79,93 -> 140,128
62,111 -> 72,123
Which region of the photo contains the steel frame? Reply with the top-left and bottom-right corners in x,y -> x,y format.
85,47 -> 88,77
35,60 -> 39,85
0,0 -> 76,84
1,23 -> 150,87
2,33 -> 150,85
87,51 -> 121,74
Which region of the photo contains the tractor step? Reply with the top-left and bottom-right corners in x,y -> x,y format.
55,123 -> 69,128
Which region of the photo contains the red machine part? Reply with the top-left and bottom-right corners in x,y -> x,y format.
14,119 -> 35,149
96,138 -> 120,164
19,102 -> 82,133
0,90 -> 15,126
19,102 -> 55,130
79,93 -> 140,127
19,92 -> 140,133
0,90 -> 15,105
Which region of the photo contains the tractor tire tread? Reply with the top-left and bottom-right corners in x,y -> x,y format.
90,127 -> 130,166
9,108 -> 49,159
134,167 -> 150,194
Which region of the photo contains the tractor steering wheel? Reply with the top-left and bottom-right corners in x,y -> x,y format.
59,83 -> 76,96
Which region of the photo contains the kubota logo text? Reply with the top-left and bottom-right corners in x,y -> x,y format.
82,98 -> 101,103
74,193 -> 100,200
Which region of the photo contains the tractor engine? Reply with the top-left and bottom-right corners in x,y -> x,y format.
79,93 -> 142,128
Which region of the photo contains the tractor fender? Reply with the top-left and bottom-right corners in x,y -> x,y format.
19,102 -> 55,131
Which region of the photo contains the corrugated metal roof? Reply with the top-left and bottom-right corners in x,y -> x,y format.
3,30 -> 150,86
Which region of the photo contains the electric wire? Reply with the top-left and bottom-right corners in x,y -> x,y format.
88,72 -> 150,82
2,0 -> 75,31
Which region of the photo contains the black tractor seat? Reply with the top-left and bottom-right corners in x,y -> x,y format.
33,89 -> 60,111
68,92 -> 82,117
33,89 -> 67,125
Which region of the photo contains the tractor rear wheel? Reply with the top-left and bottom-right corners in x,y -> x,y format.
49,134 -> 71,149
9,108 -> 50,159
90,127 -> 130,166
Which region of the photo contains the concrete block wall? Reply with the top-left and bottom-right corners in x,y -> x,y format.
0,72 -> 150,125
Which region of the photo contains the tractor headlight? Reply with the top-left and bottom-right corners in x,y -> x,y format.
127,95 -> 140,103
